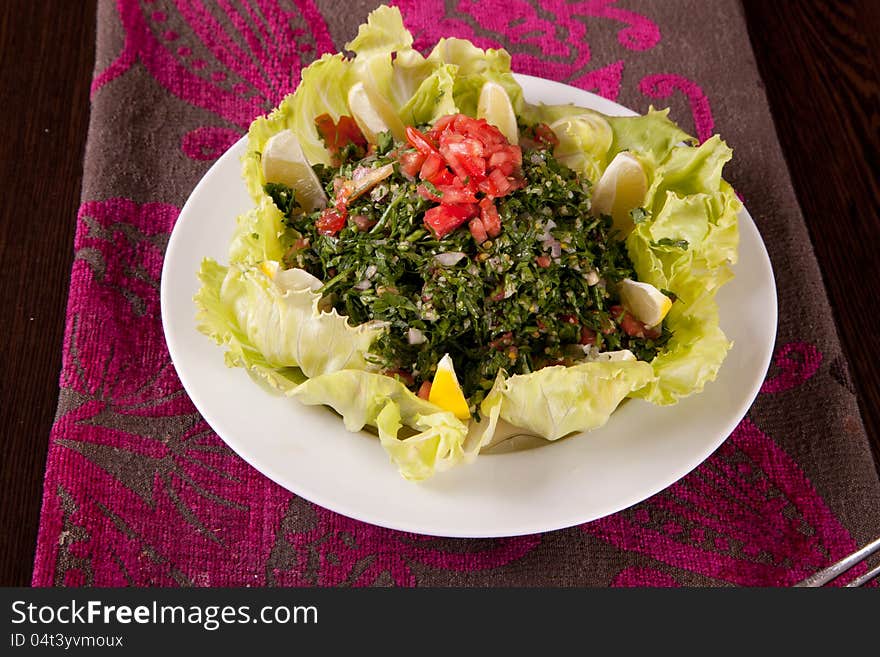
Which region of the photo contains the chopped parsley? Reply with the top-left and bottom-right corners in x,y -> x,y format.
268,142 -> 670,406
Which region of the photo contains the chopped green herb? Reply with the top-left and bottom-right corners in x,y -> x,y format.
272,144 -> 671,405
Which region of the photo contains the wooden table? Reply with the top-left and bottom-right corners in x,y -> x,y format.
1,0 -> 878,586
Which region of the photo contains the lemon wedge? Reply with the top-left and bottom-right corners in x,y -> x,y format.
428,354 -> 471,420
477,81 -> 518,144
548,112 -> 613,179
618,278 -> 672,327
262,129 -> 327,213
347,81 -> 406,143
591,151 -> 648,238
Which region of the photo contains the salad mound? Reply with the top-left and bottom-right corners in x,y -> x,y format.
195,5 -> 740,481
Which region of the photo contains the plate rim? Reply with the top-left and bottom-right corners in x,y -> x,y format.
160,73 -> 778,537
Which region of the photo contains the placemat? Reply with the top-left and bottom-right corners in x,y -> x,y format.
33,0 -> 880,587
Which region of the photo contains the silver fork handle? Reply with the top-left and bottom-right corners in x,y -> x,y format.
795,535 -> 880,587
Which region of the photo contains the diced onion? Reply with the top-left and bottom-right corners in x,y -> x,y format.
434,251 -> 466,267
407,328 -> 427,344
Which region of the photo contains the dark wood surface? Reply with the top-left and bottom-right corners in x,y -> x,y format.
0,0 -> 878,586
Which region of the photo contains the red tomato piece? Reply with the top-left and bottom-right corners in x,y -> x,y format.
399,150 -> 426,179
424,204 -> 477,238
417,184 -> 442,202
619,313 -> 647,338
536,255 -> 551,268
385,368 -> 415,387
316,207 -> 346,236
417,381 -> 432,400
351,214 -> 377,231
468,217 -> 488,244
436,185 -> 478,204
315,113 -> 337,147
580,327 -> 597,345
487,168 -> 513,196
427,168 -> 456,187
405,126 -> 439,157
314,114 -> 367,163
479,198 -> 502,237
533,122 -> 559,147
439,134 -> 486,181
336,116 -> 367,148
419,152 -> 445,181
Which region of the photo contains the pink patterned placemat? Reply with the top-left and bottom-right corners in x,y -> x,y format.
33,0 -> 880,587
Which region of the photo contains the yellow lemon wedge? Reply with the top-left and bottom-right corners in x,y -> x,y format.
591,151 -> 648,238
477,81 -> 518,144
548,112 -> 612,179
618,278 -> 672,327
262,129 -> 328,213
428,354 -> 471,420
347,81 -> 406,143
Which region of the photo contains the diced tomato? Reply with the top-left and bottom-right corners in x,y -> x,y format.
609,305 -> 625,320
619,313 -> 647,338
429,114 -> 457,136
418,182 -> 477,204
315,113 -> 336,141
427,168 -> 456,187
439,134 -> 486,181
468,217 -> 488,244
336,116 -> 367,148
405,125 -> 439,157
315,113 -> 367,165
436,185 -> 478,204
398,114 -> 526,239
419,152 -> 445,181
645,325 -> 662,340
479,198 -> 501,237
399,150 -> 426,179
417,381 -> 432,400
533,122 -> 559,147
385,368 -> 415,387
536,255 -> 551,268
424,204 -> 477,238
351,214 -> 376,231
580,326 -> 597,345
489,332 -> 514,349
316,207 -> 346,236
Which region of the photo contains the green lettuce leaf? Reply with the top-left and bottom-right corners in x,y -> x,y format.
226,199 -> 292,266
195,258 -> 307,392
496,360 -> 655,440
426,37 -> 523,117
344,4 -> 412,56
398,63 -> 459,125
291,370 -> 471,481
195,259 -> 384,381
615,127 -> 740,404
292,369 -> 506,481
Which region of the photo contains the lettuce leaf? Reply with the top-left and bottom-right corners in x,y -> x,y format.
611,121 -> 740,404
496,361 -> 655,440
195,259 -> 384,381
398,63 -> 459,125
426,37 -> 523,117
291,370 -> 469,481
226,199 -> 293,266
195,259 -> 307,392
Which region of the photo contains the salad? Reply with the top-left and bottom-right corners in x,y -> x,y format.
195,6 -> 740,481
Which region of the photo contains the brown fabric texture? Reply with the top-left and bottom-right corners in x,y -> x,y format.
32,0 -> 880,587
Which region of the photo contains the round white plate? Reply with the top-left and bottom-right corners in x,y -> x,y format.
161,74 -> 777,538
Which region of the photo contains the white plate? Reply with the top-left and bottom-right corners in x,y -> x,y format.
161,74 -> 777,538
